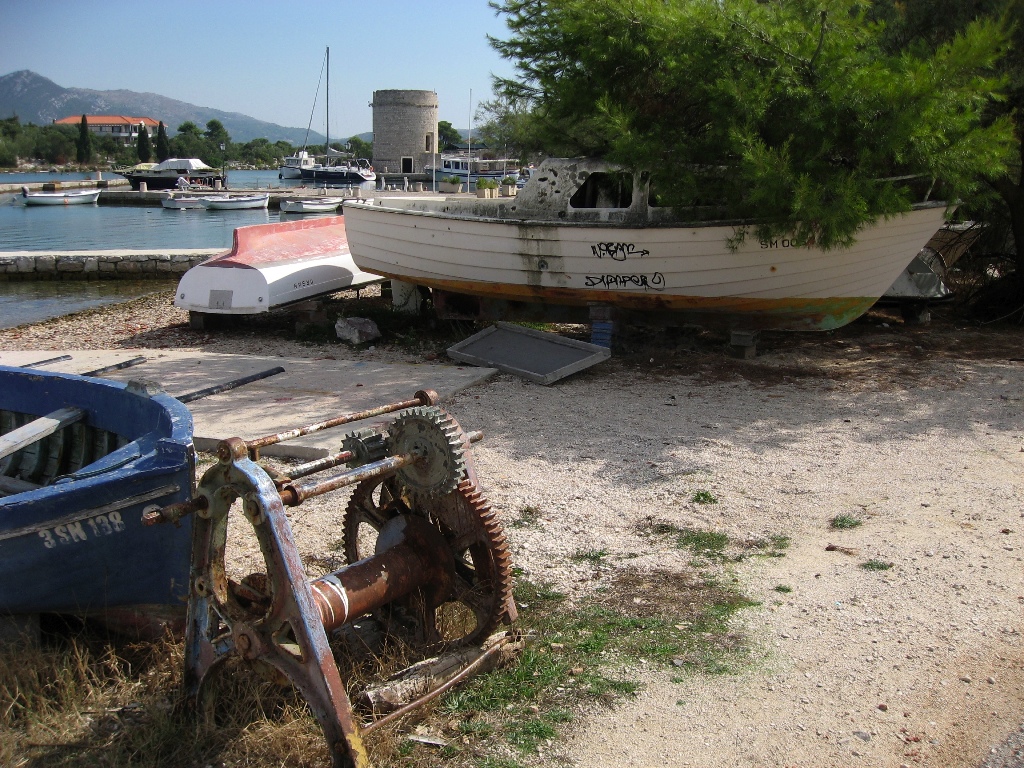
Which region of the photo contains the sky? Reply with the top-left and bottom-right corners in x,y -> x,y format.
0,0 -> 519,138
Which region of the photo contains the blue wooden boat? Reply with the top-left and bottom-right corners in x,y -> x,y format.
0,365 -> 195,636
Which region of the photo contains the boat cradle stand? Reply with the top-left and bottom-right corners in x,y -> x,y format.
146,390 -> 517,768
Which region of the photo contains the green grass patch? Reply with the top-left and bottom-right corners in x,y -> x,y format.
570,548 -> 608,564
830,514 -> 863,530
773,584 -> 793,594
860,559 -> 893,571
692,490 -> 718,504
512,505 -> 543,529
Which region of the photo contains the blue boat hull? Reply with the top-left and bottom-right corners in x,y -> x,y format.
0,367 -> 195,626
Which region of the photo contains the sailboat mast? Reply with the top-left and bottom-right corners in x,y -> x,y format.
326,47 -> 330,165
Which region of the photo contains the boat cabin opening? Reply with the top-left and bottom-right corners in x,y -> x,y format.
569,172 -> 635,209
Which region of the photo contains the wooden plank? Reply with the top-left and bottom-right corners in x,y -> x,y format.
0,475 -> 41,497
0,407 -> 85,463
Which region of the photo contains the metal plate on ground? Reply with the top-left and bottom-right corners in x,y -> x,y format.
447,322 -> 610,385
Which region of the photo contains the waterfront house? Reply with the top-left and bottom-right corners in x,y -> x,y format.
53,115 -> 160,146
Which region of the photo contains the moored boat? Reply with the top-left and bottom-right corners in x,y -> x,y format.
423,155 -> 519,183
0,365 -> 195,636
300,158 -> 376,184
279,149 -> 317,179
343,157 -> 950,331
173,215 -> 381,321
161,192 -> 205,210
279,197 -> 344,214
199,193 -> 270,211
21,187 -> 101,206
114,158 -> 225,191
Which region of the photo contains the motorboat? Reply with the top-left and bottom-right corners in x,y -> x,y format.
0,365 -> 195,636
342,157 -> 950,331
199,193 -> 270,211
21,187 -> 101,206
423,155 -> 518,183
300,158 -> 376,185
279,197 -> 344,214
279,149 -> 317,179
161,192 -> 205,210
114,158 -> 225,191
173,215 -> 381,323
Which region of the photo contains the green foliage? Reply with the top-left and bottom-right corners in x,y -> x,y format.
438,120 -> 462,150
501,176 -> 518,185
861,559 -> 894,571
490,0 -> 1015,249
75,114 -> 91,164
476,177 -> 499,189
136,125 -> 152,163
155,121 -> 170,162
692,490 -> 718,505
346,135 -> 373,159
442,175 -> 462,185
830,514 -> 863,530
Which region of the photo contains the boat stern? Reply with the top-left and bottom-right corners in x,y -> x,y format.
175,262 -> 271,314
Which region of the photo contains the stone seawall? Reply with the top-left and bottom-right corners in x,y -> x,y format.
0,250 -> 220,281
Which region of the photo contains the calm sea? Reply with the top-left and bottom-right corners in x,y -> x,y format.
0,170 -> 370,326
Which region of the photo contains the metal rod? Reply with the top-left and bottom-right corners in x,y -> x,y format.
362,635 -> 511,734
245,389 -> 437,450
280,453 -> 416,506
21,355 -> 72,368
177,366 -> 286,404
282,450 -> 357,483
80,356 -> 147,377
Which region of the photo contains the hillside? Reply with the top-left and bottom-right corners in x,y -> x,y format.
0,70 -> 334,145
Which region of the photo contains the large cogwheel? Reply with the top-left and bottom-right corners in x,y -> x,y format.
342,478 -> 515,647
386,406 -> 467,500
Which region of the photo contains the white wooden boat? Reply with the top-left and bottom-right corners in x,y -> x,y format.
279,197 -> 344,214
161,192 -> 205,210
343,157 -> 950,331
173,216 -> 381,320
200,194 -> 270,211
423,155 -> 519,182
21,188 -> 101,206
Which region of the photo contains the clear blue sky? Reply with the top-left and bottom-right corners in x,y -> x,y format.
0,0 -> 518,138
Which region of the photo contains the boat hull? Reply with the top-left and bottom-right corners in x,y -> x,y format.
0,367 -> 194,627
200,195 -> 270,210
22,189 -> 101,206
174,215 -> 381,314
300,167 -> 376,184
161,195 -> 205,210
280,198 -> 343,213
343,199 -> 949,331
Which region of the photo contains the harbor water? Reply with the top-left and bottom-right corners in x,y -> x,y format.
0,170 -> 376,326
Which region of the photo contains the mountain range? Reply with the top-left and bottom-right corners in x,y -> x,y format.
0,70 -> 335,145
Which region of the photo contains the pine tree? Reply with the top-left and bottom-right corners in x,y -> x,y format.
75,114 -> 91,164
491,0 -> 1014,250
155,121 -> 170,162
136,125 -> 152,163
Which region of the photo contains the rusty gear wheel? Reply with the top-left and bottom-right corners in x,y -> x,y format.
386,406 -> 467,500
342,477 -> 514,647
340,427 -> 388,468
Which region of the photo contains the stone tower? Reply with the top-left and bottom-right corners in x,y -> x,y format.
371,90 -> 438,175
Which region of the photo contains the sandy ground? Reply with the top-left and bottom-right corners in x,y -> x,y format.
2,290 -> 1023,767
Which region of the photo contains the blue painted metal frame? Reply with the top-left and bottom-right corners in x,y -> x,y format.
0,366 -> 195,616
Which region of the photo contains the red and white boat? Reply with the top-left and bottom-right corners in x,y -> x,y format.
173,216 -> 381,324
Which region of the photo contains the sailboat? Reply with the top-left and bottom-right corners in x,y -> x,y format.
300,48 -> 376,185
280,49 -> 327,179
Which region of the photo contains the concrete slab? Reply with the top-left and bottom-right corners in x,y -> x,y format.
0,349 -> 497,459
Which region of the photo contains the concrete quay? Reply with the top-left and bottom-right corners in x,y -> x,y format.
0,250 -> 220,281
0,178 -> 129,194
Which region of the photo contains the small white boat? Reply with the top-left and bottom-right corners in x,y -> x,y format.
279,197 -> 344,214
343,157 -> 950,332
423,155 -> 519,182
199,194 -> 270,211
173,215 -> 381,321
21,188 -> 101,206
161,193 -> 205,210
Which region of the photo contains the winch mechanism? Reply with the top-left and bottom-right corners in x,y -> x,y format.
146,391 -> 516,768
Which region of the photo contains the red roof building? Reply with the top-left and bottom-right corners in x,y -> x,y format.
53,115 -> 161,146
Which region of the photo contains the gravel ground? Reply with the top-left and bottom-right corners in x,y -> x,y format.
3,288 -> 1023,767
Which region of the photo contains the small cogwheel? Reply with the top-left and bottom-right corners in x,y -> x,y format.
386,406 -> 467,499
340,427 -> 388,468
